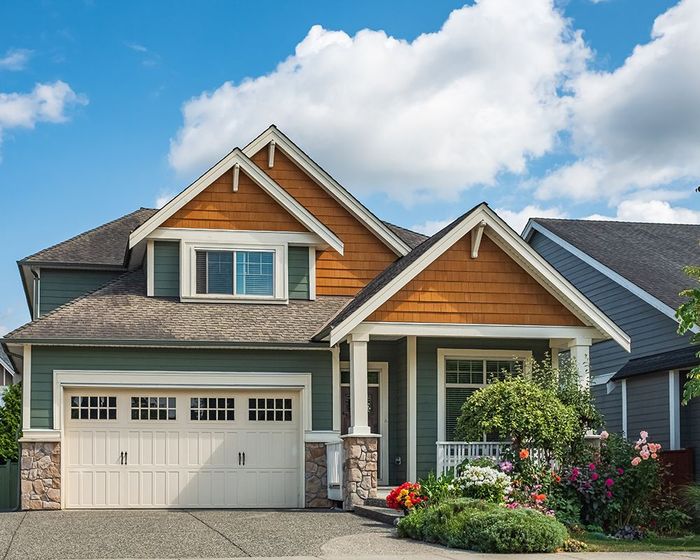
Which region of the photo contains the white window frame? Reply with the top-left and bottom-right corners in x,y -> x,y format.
181,240 -> 287,303
437,349 -> 532,442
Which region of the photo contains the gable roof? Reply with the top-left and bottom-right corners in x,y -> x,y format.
242,126 -> 411,256
317,203 -> 631,350
383,222 -> 428,249
0,346 -> 14,375
524,218 -> 700,320
20,208 -> 157,268
129,148 -> 344,254
4,270 -> 351,346
611,345 -> 699,381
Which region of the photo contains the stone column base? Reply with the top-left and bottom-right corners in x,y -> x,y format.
341,435 -> 379,511
305,442 -> 333,507
20,442 -> 61,510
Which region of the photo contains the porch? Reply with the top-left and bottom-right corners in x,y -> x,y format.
330,327 -> 595,506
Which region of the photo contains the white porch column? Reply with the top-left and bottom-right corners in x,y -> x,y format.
348,333 -> 370,435
669,370 -> 681,450
22,344 -> 31,432
407,335 -> 417,482
331,345 -> 341,433
549,339 -> 567,371
568,337 -> 591,387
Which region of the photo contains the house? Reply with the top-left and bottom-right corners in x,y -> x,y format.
1,126 -> 630,511
0,346 -> 17,387
524,218 -> 700,479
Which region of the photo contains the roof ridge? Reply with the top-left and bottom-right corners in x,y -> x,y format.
5,269 -> 137,339
19,207 -> 157,264
534,217 -> 700,227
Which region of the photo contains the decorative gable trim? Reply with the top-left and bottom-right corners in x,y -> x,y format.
243,126 -> 411,257
129,149 -> 344,255
328,204 -> 631,351
523,220 -> 694,332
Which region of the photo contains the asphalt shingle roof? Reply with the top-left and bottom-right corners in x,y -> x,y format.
21,208 -> 158,268
533,219 -> 700,310
611,346 -> 699,381
383,222 -> 428,249
5,270 -> 352,345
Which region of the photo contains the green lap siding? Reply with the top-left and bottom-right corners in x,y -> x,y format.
154,241 -> 180,297
288,246 -> 310,300
30,346 -> 332,431
39,269 -> 122,315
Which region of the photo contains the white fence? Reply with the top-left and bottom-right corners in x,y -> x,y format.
436,441 -> 511,477
326,441 -> 343,501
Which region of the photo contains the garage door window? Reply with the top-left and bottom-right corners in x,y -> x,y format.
70,396 -> 117,420
248,397 -> 292,422
131,396 -> 177,420
190,397 -> 235,421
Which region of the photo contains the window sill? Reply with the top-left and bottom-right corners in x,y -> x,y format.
180,295 -> 289,305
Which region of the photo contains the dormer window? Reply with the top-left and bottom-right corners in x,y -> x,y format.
195,250 -> 275,297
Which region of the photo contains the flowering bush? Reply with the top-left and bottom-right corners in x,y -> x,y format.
386,482 -> 426,512
450,464 -> 512,503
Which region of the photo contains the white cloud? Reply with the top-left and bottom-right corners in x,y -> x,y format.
155,192 -> 175,208
587,199 -> 700,224
0,81 -> 87,155
169,0 -> 589,202
537,0 -> 700,202
411,218 -> 455,235
411,204 -> 564,235
0,48 -> 32,71
495,204 -> 567,233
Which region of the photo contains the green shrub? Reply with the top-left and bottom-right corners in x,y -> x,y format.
0,383 -> 21,462
654,508 -> 692,536
397,499 -> 568,553
681,484 -> 700,531
418,472 -> 455,505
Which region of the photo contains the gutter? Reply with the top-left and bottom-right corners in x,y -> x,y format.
0,338 -> 331,351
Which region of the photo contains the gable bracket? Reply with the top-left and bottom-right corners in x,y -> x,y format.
471,221 -> 486,258
232,163 -> 240,192
268,140 -> 276,168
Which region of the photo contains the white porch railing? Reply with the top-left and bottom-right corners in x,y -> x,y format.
436,441 -> 511,477
326,441 -> 343,501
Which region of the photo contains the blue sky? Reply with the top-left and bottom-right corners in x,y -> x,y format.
0,0 -> 698,334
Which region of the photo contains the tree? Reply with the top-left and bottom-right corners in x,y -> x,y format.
0,383 -> 22,462
454,376 -> 578,459
676,265 -> 700,403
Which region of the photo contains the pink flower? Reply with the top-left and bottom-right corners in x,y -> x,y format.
617,468 -> 624,475
570,467 -> 580,481
605,478 -> 614,487
640,430 -> 648,440
651,453 -> 658,459
631,457 -> 641,466
600,430 -> 609,440
588,463 -> 596,471
640,449 -> 650,460
591,473 -> 599,481
606,491 -> 613,499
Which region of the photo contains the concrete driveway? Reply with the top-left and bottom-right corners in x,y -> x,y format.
0,509 -> 698,560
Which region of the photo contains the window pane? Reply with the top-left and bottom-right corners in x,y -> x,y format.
235,251 -> 273,296
445,387 -> 477,441
207,251 -> 233,294
446,359 -> 483,385
486,360 -> 518,382
195,251 -> 207,294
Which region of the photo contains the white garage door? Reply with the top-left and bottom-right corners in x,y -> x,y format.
63,388 -> 301,509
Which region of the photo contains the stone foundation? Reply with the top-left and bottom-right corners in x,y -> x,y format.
305,442 -> 333,507
20,442 -> 61,510
341,435 -> 378,510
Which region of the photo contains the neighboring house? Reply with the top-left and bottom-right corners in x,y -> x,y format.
524,218 -> 700,478
0,346 -> 17,387
1,126 -> 630,511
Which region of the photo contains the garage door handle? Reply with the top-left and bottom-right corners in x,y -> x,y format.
243,452 -> 246,466
238,452 -> 241,465
124,451 -> 127,466
120,451 -> 124,465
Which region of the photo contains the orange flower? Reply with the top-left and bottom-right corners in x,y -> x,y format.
519,449 -> 530,460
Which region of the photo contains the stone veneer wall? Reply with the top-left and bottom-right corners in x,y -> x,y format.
20,442 -> 61,510
305,442 -> 333,507
341,436 -> 378,510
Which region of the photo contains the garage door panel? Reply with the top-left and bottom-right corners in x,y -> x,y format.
64,389 -> 301,509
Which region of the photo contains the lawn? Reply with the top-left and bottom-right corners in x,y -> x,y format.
579,531 -> 700,552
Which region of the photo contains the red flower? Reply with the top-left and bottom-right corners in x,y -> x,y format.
591,473 -> 599,481
386,482 -> 425,511
519,449 -> 530,460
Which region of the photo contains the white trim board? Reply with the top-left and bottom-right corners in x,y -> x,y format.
128,149 -> 343,255
523,220 -> 696,333
437,348 -> 532,442
354,322 -> 603,340
243,126 -> 410,257
329,204 -> 631,352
